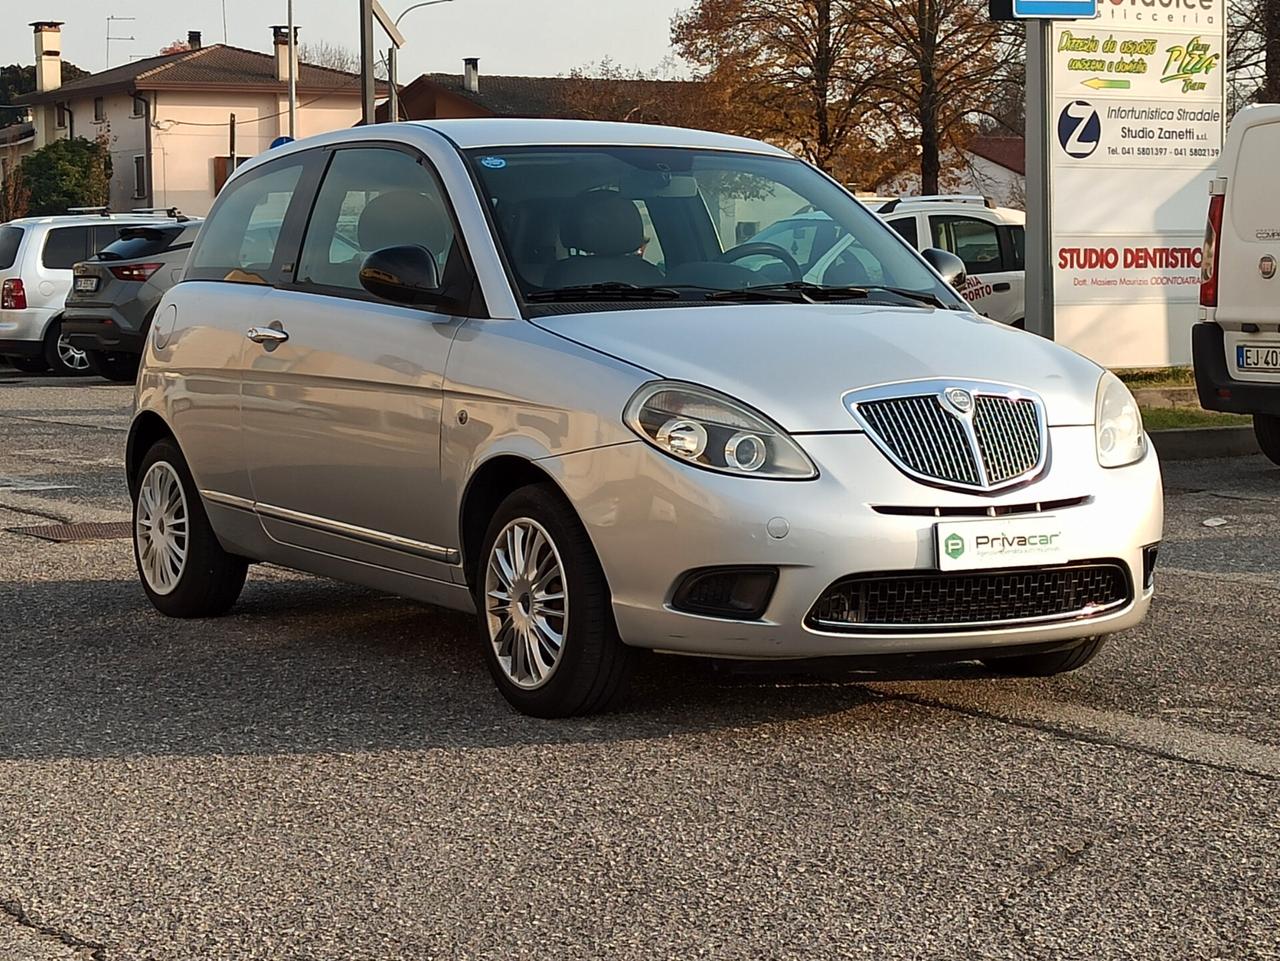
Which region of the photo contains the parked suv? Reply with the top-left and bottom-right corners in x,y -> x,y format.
63,218 -> 203,381
0,211 -> 181,375
1193,104 -> 1280,465
128,120 -> 1160,717
876,196 -> 1027,327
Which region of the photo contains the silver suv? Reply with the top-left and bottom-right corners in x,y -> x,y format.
0,211 -> 179,375
128,120 -> 1162,716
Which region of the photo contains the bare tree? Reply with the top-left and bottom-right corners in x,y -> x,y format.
300,40 -> 359,73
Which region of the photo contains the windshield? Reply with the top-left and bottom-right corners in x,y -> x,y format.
465,146 -> 966,310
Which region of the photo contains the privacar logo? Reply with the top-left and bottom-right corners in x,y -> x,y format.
944,533 -> 965,560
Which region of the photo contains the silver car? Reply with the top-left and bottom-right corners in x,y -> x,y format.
128,120 -> 1163,717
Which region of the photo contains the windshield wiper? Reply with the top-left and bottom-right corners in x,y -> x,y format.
527,282 -> 682,303
706,281 -> 948,308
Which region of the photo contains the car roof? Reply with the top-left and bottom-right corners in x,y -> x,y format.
410,118 -> 793,155
4,214 -> 182,228
878,200 -> 1025,224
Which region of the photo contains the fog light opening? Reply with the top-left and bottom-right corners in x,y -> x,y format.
1142,544 -> 1159,590
671,566 -> 778,620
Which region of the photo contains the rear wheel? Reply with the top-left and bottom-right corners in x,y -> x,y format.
981,636 -> 1107,677
8,355 -> 49,373
42,319 -> 91,376
133,438 -> 247,617
476,484 -> 634,717
86,349 -> 140,382
1254,414 -> 1280,466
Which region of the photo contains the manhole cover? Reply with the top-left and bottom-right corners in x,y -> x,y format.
7,521 -> 132,543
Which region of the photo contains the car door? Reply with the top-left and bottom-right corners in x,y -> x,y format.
240,143 -> 476,582
928,213 -> 1021,324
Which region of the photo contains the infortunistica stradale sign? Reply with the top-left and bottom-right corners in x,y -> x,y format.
1045,0 -> 1225,365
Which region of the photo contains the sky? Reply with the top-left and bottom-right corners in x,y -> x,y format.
2,0 -> 689,80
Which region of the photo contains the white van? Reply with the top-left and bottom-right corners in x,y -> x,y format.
1193,104 -> 1280,465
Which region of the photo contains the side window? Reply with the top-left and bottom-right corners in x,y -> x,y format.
187,160 -> 306,284
296,147 -> 460,301
887,217 -> 918,248
41,227 -> 90,269
1007,224 -> 1025,270
930,215 -> 1001,276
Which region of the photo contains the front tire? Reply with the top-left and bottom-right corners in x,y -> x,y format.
86,349 -> 140,382
1254,414 -> 1280,466
476,484 -> 634,717
133,438 -> 247,617
981,636 -> 1107,677
42,319 -> 91,376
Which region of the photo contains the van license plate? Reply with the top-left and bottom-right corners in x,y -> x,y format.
74,277 -> 98,293
1238,344 -> 1280,372
936,516 -> 1069,572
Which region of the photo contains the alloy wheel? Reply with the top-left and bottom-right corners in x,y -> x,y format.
484,517 -> 569,689
56,333 -> 90,372
135,461 -> 189,595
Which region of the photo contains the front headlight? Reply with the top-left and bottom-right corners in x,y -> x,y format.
1095,371 -> 1147,468
624,382 -> 817,479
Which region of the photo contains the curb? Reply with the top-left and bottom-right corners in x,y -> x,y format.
1132,386 -> 1199,408
1148,426 -> 1261,461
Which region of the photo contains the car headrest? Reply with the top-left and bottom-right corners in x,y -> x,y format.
358,190 -> 449,255
560,192 -> 645,257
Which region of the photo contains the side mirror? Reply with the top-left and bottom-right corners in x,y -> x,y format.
921,247 -> 967,289
359,244 -> 443,305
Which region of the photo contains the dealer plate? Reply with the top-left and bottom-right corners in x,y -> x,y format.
74,276 -> 98,293
1237,344 -> 1280,373
936,516 -> 1069,572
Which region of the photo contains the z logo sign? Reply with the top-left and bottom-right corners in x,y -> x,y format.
1057,100 -> 1102,159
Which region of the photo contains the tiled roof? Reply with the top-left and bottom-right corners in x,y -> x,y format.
16,44 -> 377,105
967,135 -> 1025,176
384,72 -> 704,122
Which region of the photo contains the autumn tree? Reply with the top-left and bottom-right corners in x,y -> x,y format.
1228,0 -> 1280,106
864,0 -> 1015,195
565,57 -> 722,128
672,0 -> 901,186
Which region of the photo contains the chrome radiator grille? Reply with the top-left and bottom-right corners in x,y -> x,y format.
845,381 -> 1047,492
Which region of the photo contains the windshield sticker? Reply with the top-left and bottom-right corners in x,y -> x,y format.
479,156 -> 507,169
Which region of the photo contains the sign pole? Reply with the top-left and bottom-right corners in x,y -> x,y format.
359,0 -> 376,125
1025,19 -> 1054,341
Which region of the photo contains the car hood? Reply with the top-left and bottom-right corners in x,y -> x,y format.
533,304 -> 1103,432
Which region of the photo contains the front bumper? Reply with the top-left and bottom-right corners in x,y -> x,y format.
0,307 -> 57,354
1193,321 -> 1280,416
542,426 -> 1162,659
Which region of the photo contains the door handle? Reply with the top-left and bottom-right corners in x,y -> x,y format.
992,282 -> 1012,293
246,326 -> 289,345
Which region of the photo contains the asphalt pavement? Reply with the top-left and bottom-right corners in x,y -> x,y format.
1,368 -> 1277,961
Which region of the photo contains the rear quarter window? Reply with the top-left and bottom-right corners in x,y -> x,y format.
0,225 -> 23,269
41,226 -> 91,270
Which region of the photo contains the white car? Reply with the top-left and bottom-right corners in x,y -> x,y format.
1193,104 -> 1280,465
876,196 -> 1027,328
0,211 -> 176,375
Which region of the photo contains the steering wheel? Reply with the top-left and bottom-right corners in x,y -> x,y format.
715,242 -> 803,281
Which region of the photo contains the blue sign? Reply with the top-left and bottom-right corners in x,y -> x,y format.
1012,0 -> 1098,18
270,136 -> 295,149
1057,101 -> 1101,159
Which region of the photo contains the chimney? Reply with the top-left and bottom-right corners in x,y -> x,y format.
31,21 -> 64,94
187,30 -> 202,50
463,57 -> 479,94
271,25 -> 299,84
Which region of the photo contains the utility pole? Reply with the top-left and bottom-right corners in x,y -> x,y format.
287,0 -> 297,138
360,0 -> 376,124
386,0 -> 455,122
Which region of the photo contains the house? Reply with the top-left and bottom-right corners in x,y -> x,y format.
875,135 -> 1026,209
380,59 -> 710,127
10,21 -> 383,216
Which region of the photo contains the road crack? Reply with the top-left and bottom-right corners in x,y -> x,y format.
1,896 -> 106,960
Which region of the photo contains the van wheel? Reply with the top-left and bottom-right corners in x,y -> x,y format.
42,320 -> 91,376
981,636 -> 1107,677
133,438 -> 248,617
86,350 -> 140,382
476,484 -> 634,717
1254,414 -> 1280,466
9,356 -> 49,373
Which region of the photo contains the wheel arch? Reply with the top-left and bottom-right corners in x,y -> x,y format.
126,410 -> 177,496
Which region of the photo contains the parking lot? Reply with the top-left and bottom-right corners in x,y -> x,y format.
1,368 -> 1278,960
